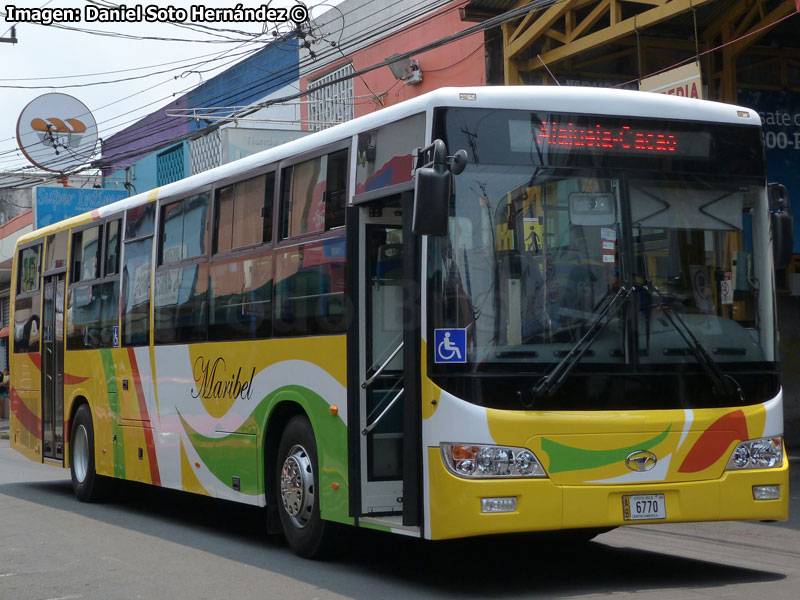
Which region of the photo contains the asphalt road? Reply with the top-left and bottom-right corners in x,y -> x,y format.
1,438 -> 798,600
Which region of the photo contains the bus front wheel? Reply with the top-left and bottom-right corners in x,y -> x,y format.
69,404 -> 107,502
275,415 -> 332,558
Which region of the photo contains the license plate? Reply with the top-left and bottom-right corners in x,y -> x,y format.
622,494 -> 666,521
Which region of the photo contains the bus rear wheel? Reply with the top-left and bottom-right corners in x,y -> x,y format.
70,404 -> 107,502
275,415 -> 332,558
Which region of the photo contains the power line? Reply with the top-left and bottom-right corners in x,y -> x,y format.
0,0 -> 447,158
87,0 -> 559,172
0,45 -> 261,82
1,0 -> 474,176
235,0 -> 541,118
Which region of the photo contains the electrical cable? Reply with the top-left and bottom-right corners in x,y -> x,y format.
1,0 -> 453,151
0,0 -> 485,177
0,0 -> 491,176
0,44 -> 263,82
46,0 -> 554,173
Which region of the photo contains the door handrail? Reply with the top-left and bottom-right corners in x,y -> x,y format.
361,341 -> 403,389
362,388 -> 404,435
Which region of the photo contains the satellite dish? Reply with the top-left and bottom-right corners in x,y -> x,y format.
16,93 -> 98,173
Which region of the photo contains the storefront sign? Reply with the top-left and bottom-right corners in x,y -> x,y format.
639,63 -> 703,99
221,127 -> 308,163
34,186 -> 127,229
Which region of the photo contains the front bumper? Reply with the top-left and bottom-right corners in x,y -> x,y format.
427,447 -> 789,540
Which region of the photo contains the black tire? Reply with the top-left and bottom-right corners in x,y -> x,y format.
275,415 -> 333,558
69,404 -> 108,502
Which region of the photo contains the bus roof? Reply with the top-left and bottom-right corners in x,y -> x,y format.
18,85 -> 761,246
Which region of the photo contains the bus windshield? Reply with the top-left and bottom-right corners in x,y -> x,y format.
428,108 -> 778,411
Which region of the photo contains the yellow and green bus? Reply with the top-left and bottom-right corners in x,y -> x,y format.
10,87 -> 790,558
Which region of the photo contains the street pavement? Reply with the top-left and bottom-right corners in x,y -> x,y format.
0,438 -> 799,600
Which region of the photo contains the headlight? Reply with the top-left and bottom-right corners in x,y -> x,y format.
441,443 -> 547,479
725,437 -> 783,470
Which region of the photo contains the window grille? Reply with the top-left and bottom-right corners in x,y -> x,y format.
308,64 -> 354,131
156,145 -> 186,187
190,129 -> 222,175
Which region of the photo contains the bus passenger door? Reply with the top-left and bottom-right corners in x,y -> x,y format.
355,197 -> 405,515
41,273 -> 65,461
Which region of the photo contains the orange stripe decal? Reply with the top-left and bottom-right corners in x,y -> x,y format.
28,354 -> 41,370
10,386 -> 41,439
678,410 -> 748,473
128,348 -> 161,486
63,373 -> 90,385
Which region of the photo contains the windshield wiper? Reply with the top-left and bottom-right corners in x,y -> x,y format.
533,284 -> 633,397
636,226 -> 743,402
642,283 -> 744,402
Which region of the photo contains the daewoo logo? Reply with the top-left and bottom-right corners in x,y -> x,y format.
625,450 -> 658,472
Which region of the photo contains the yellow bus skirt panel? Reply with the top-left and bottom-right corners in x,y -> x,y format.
427,447 -> 788,540
9,386 -> 41,461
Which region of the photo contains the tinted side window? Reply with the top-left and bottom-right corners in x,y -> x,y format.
18,245 -> 42,294
215,174 -> 271,253
216,185 -> 234,254
105,220 -> 121,275
161,201 -> 185,263
325,150 -> 347,229
121,237 -> 152,346
355,113 -> 425,194
71,226 -> 101,283
184,194 -> 208,258
281,149 -> 347,239
274,236 -> 347,336
45,231 -> 68,271
66,285 -> 100,349
263,172 -> 275,244
154,263 -> 208,344
155,193 -> 209,345
14,295 -> 41,354
209,250 -> 273,341
14,243 -> 43,354
160,193 -> 209,264
67,220 -> 122,350
126,203 -> 155,239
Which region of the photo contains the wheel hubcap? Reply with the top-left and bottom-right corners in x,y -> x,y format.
280,444 -> 314,528
73,424 -> 89,483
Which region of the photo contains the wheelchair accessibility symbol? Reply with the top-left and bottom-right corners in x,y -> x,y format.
434,328 -> 467,363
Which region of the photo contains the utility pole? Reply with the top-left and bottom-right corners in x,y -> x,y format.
0,25 -> 18,44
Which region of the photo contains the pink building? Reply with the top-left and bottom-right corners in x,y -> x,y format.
300,1 -> 486,127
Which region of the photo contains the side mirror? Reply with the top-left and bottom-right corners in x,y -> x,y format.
413,164 -> 450,236
768,183 -> 793,269
768,182 -> 789,212
412,140 -> 468,236
451,149 -> 468,175
771,210 -> 793,269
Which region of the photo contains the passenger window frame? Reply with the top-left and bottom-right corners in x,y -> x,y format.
13,240 -> 44,355
212,171 -> 276,256
278,140 -> 350,242
121,204 -> 156,347
65,215 -> 124,351
154,190 -> 211,345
